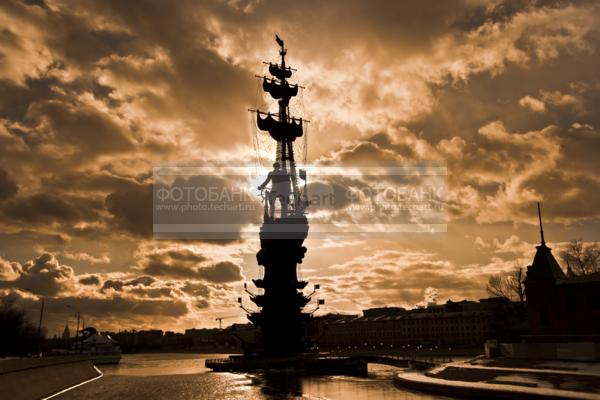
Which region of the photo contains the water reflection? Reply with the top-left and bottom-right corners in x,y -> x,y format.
101,353 -> 213,376
256,372 -> 303,397
58,354 -> 457,400
247,362 -> 455,399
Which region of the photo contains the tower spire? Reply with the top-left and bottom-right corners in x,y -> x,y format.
537,202 -> 546,246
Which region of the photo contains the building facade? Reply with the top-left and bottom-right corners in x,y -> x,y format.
524,240 -> 600,337
312,298 -> 524,348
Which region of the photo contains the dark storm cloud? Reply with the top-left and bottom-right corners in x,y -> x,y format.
128,286 -> 174,299
0,230 -> 68,252
0,168 -> 18,200
0,0 -> 599,329
181,281 -> 210,297
101,279 -> 124,291
195,299 -> 209,309
560,123 -> 600,174
1,0 -> 597,232
2,193 -> 103,224
101,275 -> 157,292
196,261 -> 243,283
181,0 -> 493,69
105,172 -> 262,239
0,0 -> 135,68
367,263 -> 483,294
105,182 -> 153,237
0,250 -> 219,333
322,82 -> 600,224
407,51 -> 600,143
318,131 -> 425,165
98,274 -> 174,298
316,251 -> 490,310
140,248 -> 201,278
166,250 -> 207,263
523,170 -> 600,219
79,274 -> 100,286
0,0 -> 256,151
141,249 -> 244,283
41,171 -> 143,193
26,99 -> 134,155
327,141 -> 398,164
5,289 -> 189,335
68,0 -> 257,148
49,295 -> 188,317
0,253 -> 74,296
151,172 -> 263,242
127,275 -> 156,286
138,244 -> 245,284
0,77 -> 63,122
305,180 -> 353,211
142,260 -> 198,279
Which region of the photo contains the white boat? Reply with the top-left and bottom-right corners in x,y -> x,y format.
77,328 -> 122,365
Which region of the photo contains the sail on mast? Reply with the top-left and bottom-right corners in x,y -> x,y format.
254,35 -> 307,218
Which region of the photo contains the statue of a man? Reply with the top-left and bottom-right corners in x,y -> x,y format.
258,162 -> 291,218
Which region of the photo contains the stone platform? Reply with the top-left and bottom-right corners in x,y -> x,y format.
205,354 -> 367,376
394,356 -> 600,399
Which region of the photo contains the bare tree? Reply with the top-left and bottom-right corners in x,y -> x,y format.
0,295 -> 39,357
559,240 -> 600,276
486,267 -> 525,303
507,267 -> 525,303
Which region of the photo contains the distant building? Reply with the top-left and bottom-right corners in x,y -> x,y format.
135,329 -> 164,348
312,299 -> 523,348
524,232 -> 600,337
163,331 -> 189,347
61,322 -> 70,340
103,329 -> 164,351
185,328 -> 221,346
363,307 -> 405,318
184,324 -> 258,351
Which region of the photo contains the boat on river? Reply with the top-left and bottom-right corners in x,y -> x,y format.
77,327 -> 122,365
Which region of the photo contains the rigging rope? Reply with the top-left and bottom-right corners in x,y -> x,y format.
251,54 -> 309,177
252,78 -> 262,175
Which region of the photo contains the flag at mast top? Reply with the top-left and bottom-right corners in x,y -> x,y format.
275,34 -> 284,49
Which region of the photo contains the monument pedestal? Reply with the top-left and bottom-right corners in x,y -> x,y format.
205,354 -> 367,376
248,217 -> 310,355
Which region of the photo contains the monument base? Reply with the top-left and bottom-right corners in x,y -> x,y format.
205,354 -> 367,376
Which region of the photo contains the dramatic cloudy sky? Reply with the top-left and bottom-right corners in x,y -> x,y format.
1,0 -> 599,335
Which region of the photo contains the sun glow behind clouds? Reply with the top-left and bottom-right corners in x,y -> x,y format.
0,0 -> 599,333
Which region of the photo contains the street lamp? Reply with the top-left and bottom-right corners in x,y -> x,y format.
66,305 -> 81,352
25,288 -> 44,355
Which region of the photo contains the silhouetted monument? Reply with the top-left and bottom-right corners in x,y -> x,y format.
206,37 -> 364,374
248,35 -> 311,355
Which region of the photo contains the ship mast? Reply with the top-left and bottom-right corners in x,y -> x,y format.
254,35 -> 306,219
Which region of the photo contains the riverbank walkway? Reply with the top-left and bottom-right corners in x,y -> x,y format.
395,356 -> 600,399
0,355 -> 101,400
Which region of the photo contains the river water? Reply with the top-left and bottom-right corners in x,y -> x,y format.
56,353 -> 457,399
